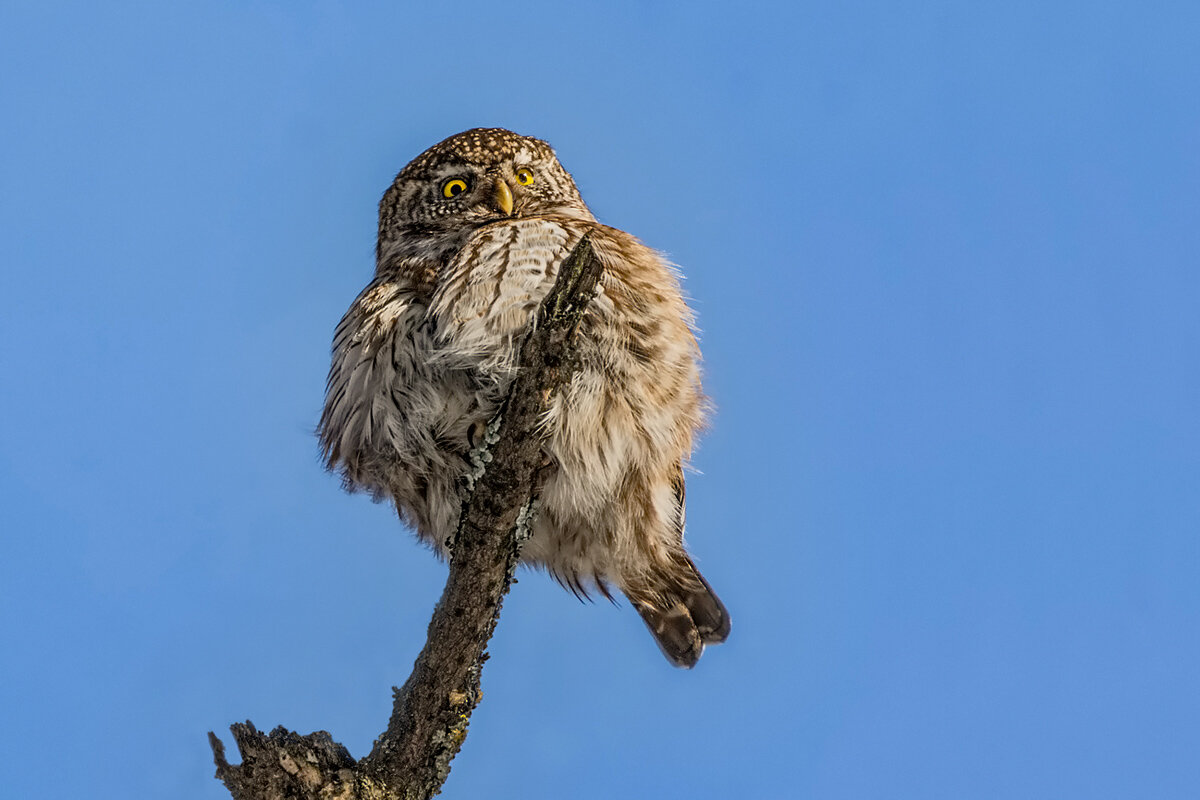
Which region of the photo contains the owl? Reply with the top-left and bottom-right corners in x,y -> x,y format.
319,128 -> 729,667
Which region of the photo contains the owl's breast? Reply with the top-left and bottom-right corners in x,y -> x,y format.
428,217 -> 596,374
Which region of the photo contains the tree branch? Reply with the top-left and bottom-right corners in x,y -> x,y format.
210,232 -> 603,800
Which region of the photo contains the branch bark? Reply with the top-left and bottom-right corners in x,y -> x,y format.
210,232 -> 603,800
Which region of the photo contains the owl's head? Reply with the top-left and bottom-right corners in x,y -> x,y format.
379,128 -> 593,238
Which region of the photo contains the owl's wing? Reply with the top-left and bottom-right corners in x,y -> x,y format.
319,276 -> 430,493
670,462 -> 688,536
633,464 -> 731,667
670,464 -> 731,646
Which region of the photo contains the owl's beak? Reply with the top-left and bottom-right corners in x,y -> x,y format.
492,179 -> 515,216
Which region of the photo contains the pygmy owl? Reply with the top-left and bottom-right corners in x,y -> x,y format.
319,128 -> 729,667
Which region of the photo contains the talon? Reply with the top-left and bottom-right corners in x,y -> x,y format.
467,421 -> 485,449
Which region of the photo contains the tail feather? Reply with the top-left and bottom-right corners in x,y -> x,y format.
635,600 -> 705,668
683,566 -> 731,645
632,560 -> 730,668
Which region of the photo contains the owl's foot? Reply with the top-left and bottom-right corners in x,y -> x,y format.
466,420 -> 486,450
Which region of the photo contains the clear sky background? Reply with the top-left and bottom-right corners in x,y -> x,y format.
2,2 -> 1198,798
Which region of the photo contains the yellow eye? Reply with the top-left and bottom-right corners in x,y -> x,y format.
442,178 -> 469,198
515,167 -> 534,186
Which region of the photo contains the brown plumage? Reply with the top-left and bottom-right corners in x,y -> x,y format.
319,128 -> 729,667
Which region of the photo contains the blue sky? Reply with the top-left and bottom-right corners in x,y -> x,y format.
2,2 -> 1198,797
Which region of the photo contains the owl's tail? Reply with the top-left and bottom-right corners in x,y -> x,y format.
631,560 -> 730,668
